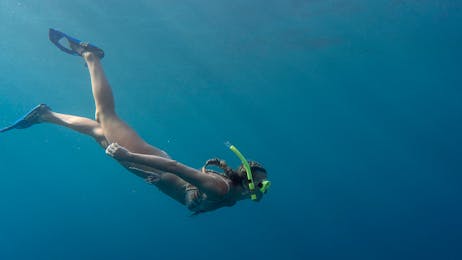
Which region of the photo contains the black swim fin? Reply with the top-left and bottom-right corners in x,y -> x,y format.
49,28 -> 104,59
1,104 -> 51,133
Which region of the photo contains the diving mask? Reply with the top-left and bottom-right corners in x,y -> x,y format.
226,142 -> 271,200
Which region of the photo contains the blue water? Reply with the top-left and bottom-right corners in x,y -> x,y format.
1,0 -> 461,259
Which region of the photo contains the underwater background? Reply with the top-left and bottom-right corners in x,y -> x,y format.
0,0 -> 461,259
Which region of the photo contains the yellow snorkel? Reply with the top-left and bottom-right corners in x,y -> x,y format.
225,142 -> 271,201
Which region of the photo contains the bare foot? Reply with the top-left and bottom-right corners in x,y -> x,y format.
82,52 -> 98,63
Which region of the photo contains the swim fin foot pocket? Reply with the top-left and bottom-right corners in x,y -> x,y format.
49,28 -> 104,59
0,104 -> 51,133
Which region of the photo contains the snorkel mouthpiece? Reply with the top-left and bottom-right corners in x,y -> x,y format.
226,142 -> 269,201
259,180 -> 271,193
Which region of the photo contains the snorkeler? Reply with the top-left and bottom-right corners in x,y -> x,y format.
1,29 -> 270,215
